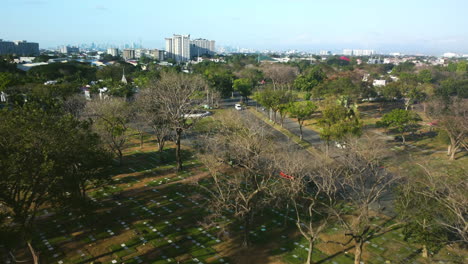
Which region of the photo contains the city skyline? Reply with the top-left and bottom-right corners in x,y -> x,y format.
2,0 -> 468,55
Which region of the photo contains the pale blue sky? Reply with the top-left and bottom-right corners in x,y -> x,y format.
2,0 -> 467,54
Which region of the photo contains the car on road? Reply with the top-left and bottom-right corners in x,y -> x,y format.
235,104 -> 243,110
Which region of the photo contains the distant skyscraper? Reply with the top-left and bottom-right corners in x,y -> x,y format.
190,38 -> 216,57
0,39 -> 39,56
165,34 -> 191,62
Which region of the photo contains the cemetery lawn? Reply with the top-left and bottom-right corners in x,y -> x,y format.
13,133 -> 467,264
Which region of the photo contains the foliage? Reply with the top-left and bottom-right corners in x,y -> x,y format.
287,101 -> 318,139
317,100 -> 362,145
27,62 -> 96,84
233,78 -> 253,100
313,77 -> 362,102
293,66 -> 326,91
0,103 -> 110,253
377,109 -> 421,144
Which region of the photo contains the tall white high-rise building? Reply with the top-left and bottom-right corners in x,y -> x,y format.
190,38 -> 216,57
165,34 -> 191,62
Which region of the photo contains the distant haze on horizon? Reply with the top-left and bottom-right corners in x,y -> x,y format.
2,0 -> 467,55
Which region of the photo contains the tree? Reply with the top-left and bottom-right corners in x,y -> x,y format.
396,171 -> 448,259
202,66 -> 234,97
293,66 -> 326,92
377,109 -> 421,145
135,87 -> 172,152
254,89 -> 294,124
330,136 -> 402,264
0,72 -> 16,92
0,103 -> 109,264
198,111 -> 279,247
418,69 -> 433,83
288,101 -> 318,140
85,98 -> 130,165
279,153 -> 339,264
262,63 -> 298,90
317,99 -> 362,153
427,98 -> 468,160
147,71 -> 206,171
313,77 -> 361,103
401,164 -> 468,245
233,78 -> 253,102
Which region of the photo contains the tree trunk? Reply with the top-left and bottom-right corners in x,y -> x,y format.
27,241 -> 39,264
175,129 -> 183,172
449,145 -> 457,160
118,149 -> 123,165
401,134 -> 406,145
354,239 -> 364,264
158,140 -> 165,152
140,132 -> 144,149
306,239 -> 314,264
299,124 -> 303,140
422,244 -> 428,258
243,215 -> 251,248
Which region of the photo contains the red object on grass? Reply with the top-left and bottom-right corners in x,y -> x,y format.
339,56 -> 350,62
279,171 -> 294,180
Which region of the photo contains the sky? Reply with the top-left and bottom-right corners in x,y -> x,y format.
2,0 -> 468,55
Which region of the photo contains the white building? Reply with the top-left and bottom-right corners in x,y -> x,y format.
107,48 -> 119,57
443,52 -> 458,58
319,50 -> 331,56
60,46 -> 79,54
190,38 -> 216,57
343,49 -> 353,56
373,80 -> 386,87
343,49 -> 375,56
165,34 -> 191,63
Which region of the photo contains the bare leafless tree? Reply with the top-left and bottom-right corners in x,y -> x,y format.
135,88 -> 172,152
427,98 -> 468,160
328,135 -> 401,264
197,111 -> 281,247
262,63 -> 298,90
146,71 -> 207,171
84,98 -> 130,165
62,94 -> 87,118
277,152 -> 340,264
414,164 -> 468,244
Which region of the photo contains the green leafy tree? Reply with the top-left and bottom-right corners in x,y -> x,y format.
0,72 -> 16,91
418,69 -> 433,83
202,67 -> 234,97
377,109 -> 421,144
317,100 -> 362,152
314,77 -> 361,103
233,78 -> 253,102
456,61 -> 467,73
293,66 -> 326,91
0,103 -> 110,263
287,101 -> 318,140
